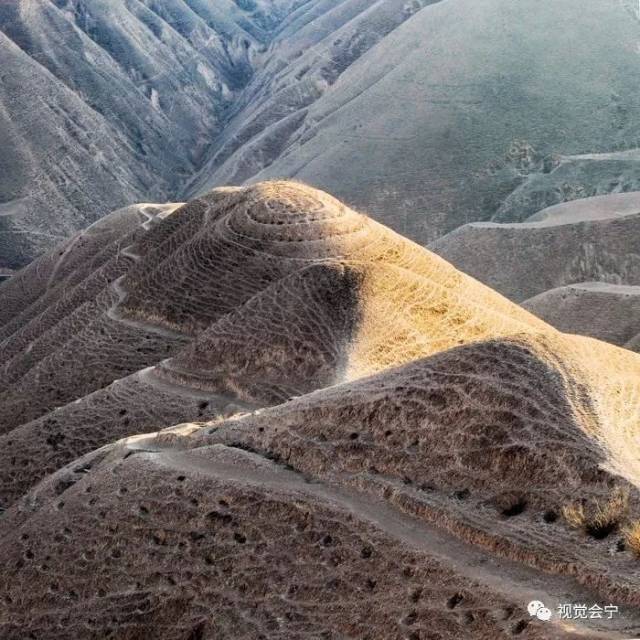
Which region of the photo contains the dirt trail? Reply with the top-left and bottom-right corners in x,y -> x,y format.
46,233 -> 83,290
105,275 -> 187,339
136,366 -> 255,409
47,205 -> 160,290
139,205 -> 158,231
117,440 -> 640,639
119,245 -> 140,261
105,206 -> 189,340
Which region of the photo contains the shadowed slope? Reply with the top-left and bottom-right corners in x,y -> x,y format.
0,202 -> 188,431
0,246 -> 543,505
3,334 -> 640,637
3,182 -> 640,637
119,181 -> 540,333
0,203 -> 179,335
186,331 -> 640,607
0,441 -> 598,640
523,282 -> 640,351
157,258 -> 545,403
0,181 -> 546,504
431,194 -> 640,303
1,180 -> 541,435
0,368 -> 251,507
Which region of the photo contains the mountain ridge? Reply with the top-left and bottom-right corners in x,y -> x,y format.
2,182 -> 640,637
0,0 -> 313,269
5,0 -> 640,270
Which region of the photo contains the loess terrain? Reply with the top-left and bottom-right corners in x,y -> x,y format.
191,0 -> 640,244
522,282 -> 640,352
4,2 -> 640,637
0,0 -> 307,269
5,0 -> 640,269
1,182 -> 640,638
0,181 -> 544,503
431,192 -> 640,349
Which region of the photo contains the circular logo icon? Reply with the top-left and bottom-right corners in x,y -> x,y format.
537,607 -> 552,621
527,600 -> 544,617
527,601 -> 552,621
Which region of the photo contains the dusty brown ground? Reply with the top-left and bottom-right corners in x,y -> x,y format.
0,437 -> 626,640
2,182 -> 640,639
0,182 -> 544,506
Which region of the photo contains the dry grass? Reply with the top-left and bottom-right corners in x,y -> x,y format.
623,522 -> 640,557
562,503 -> 587,529
562,487 -> 629,539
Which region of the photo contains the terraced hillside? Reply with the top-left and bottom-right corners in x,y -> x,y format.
0,181 -> 545,504
2,182 -> 640,638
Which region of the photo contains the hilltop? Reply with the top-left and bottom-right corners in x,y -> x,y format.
2,183 -> 640,638
0,181 -> 544,504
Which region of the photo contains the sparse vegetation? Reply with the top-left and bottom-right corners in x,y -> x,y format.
562,487 -> 629,539
623,522 -> 640,557
3,167 -> 640,637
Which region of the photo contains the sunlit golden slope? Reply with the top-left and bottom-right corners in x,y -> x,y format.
3,181 -> 640,638
0,181 -> 552,507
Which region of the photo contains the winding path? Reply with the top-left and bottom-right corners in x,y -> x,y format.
119,436 -> 640,639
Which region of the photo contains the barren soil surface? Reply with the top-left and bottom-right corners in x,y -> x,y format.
2,182 -> 640,639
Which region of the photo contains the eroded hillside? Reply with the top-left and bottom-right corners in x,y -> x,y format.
0,181 -> 545,503
2,183 -> 640,638
430,192 -> 640,349
190,0 -> 640,244
0,0 -> 309,269
7,0 -> 640,271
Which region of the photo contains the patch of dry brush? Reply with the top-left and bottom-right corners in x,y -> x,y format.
623,522 -> 640,557
563,487 -> 629,539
